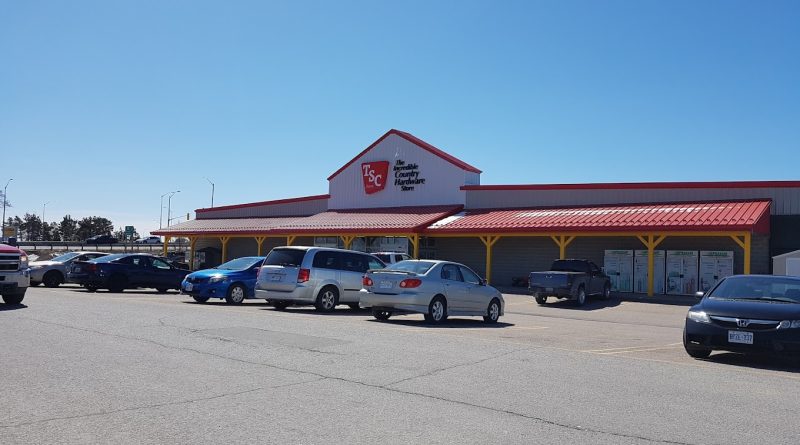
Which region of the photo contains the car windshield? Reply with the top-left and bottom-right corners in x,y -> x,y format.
708,276 -> 800,303
51,252 -> 81,262
375,254 -> 391,263
385,260 -> 436,274
92,254 -> 128,263
264,248 -> 305,267
550,260 -> 589,273
216,257 -> 262,270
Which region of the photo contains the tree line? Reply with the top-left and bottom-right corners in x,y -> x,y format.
4,214 -> 140,242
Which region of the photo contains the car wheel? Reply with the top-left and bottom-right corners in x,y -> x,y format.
372,309 -> 391,320
574,286 -> 586,306
43,271 -> 63,288
225,284 -> 246,304
108,275 -> 127,293
534,293 -> 547,305
2,291 -> 25,305
272,300 -> 290,310
683,332 -> 712,359
156,287 -> 169,294
483,298 -> 501,324
85,284 -> 99,293
192,296 -> 209,303
314,286 -> 338,312
425,296 -> 448,324
600,283 -> 611,300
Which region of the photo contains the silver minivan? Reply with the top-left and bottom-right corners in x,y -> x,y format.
255,246 -> 386,311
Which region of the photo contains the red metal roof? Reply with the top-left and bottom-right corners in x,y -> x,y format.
328,129 -> 481,181
270,205 -> 463,234
425,200 -> 772,234
151,217 -> 303,236
462,181 -> 800,191
195,194 -> 329,214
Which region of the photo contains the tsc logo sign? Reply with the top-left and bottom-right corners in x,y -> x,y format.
361,161 -> 389,194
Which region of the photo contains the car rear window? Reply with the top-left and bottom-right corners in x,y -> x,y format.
551,260 -> 589,273
264,248 -> 306,267
375,254 -> 391,263
92,254 -> 127,263
386,260 -> 435,275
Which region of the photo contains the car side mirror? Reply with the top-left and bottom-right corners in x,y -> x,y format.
694,291 -> 705,299
480,278 -> 487,286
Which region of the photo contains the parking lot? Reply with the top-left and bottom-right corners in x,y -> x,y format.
2,286 -> 799,444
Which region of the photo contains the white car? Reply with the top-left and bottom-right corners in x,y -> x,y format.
372,252 -> 412,265
135,236 -> 161,244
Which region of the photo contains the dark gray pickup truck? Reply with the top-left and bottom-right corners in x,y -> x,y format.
529,259 -> 611,306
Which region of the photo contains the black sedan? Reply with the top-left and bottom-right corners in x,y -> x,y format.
68,253 -> 190,293
683,275 -> 800,358
85,234 -> 119,244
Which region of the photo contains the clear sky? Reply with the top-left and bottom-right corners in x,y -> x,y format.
1,0 -> 798,237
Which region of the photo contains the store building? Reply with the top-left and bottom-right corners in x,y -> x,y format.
154,129 -> 800,296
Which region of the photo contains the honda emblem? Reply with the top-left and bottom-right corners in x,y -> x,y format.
736,319 -> 750,328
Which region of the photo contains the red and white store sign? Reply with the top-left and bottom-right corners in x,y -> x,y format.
361,161 -> 389,194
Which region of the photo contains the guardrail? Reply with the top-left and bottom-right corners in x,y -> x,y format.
16,242 -> 187,253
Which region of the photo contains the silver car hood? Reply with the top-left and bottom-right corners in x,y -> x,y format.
30,260 -> 60,267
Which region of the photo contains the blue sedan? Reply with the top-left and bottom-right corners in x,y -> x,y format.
181,256 -> 265,304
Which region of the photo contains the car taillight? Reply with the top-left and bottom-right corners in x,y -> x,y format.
85,264 -> 97,273
363,276 -> 373,286
297,268 -> 310,283
399,278 -> 422,288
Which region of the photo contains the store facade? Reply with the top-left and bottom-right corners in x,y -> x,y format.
154,129 -> 800,296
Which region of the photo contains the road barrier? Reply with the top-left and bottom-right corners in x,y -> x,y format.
16,241 -> 186,253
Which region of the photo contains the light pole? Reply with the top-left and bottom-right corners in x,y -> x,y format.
2,178 -> 13,241
167,191 -> 180,227
42,201 -> 51,241
205,177 -> 215,208
160,190 -> 179,229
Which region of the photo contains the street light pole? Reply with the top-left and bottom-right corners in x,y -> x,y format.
167,191 -> 180,227
205,178 -> 215,208
2,178 -> 13,241
160,190 -> 179,229
42,201 -> 50,223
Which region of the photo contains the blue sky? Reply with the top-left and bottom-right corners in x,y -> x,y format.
1,0 -> 798,236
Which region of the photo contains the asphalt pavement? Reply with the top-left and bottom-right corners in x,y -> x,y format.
1,287 -> 798,444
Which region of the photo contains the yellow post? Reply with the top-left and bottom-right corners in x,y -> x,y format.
730,233 -> 752,275
287,235 -> 296,246
162,237 -> 170,256
340,235 -> 355,250
189,237 -> 198,270
479,236 -> 501,285
220,236 -> 231,263
255,236 -> 266,256
410,234 -> 420,259
637,234 -> 666,297
549,235 -> 576,259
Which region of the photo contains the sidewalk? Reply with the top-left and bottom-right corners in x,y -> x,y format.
496,286 -> 699,307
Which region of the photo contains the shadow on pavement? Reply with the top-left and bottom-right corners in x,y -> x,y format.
183,300 -> 272,307
260,307 -> 373,317
367,317 -> 514,329
0,303 -> 28,311
702,352 -> 800,372
536,298 -> 622,311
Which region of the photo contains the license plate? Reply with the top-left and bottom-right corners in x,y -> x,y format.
185,283 -> 193,291
270,274 -> 282,281
74,266 -> 81,273
545,287 -> 553,292
728,331 -> 754,345
379,281 -> 393,289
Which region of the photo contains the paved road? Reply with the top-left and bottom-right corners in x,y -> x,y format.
1,287 -> 798,444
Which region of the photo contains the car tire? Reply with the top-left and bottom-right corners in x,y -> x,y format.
108,275 -> 127,293
683,332 -> 712,359
43,271 -> 63,288
372,309 -> 391,320
483,298 -> 501,324
425,296 -> 448,324
314,286 -> 339,312
192,296 -> 209,303
85,284 -> 99,292
574,286 -> 586,306
534,293 -> 547,305
225,284 -> 246,304
348,303 -> 360,310
600,283 -> 611,300
272,300 -> 290,310
2,291 -> 25,305
156,288 -> 169,294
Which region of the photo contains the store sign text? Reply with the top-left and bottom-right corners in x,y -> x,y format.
393,159 -> 425,191
362,159 -> 426,194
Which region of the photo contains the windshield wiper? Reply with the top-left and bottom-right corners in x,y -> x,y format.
757,296 -> 798,304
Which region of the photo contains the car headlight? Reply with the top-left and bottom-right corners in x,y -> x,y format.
208,275 -> 227,284
20,255 -> 28,269
778,320 -> 800,329
687,310 -> 711,324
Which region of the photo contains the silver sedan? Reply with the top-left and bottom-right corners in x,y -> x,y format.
359,260 -> 504,323
29,251 -> 108,287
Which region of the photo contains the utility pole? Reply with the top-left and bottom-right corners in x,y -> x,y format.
160,190 -> 179,229
2,178 -> 13,241
206,178 -> 215,208
167,191 -> 180,227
